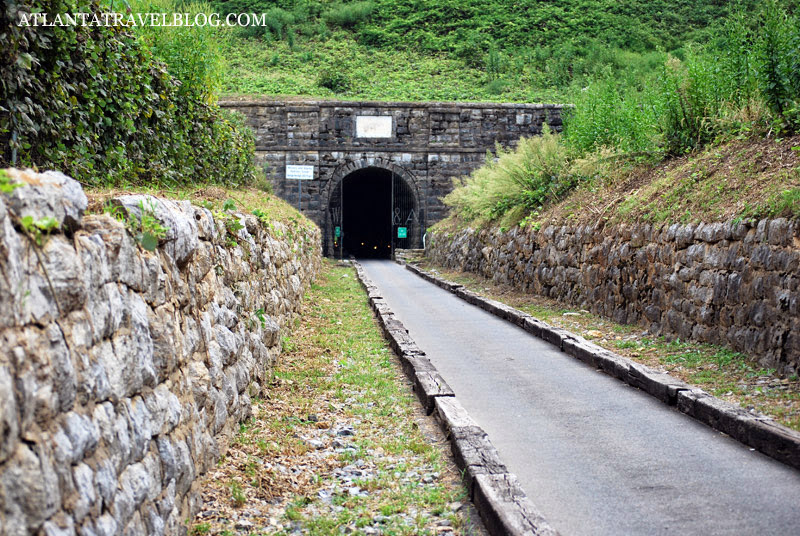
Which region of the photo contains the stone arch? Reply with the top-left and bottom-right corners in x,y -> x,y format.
322,157 -> 425,256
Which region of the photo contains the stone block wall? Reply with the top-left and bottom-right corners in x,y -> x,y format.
427,220 -> 800,373
0,169 -> 321,535
221,99 -> 564,252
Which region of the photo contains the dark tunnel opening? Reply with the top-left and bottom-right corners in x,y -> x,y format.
330,167 -> 417,259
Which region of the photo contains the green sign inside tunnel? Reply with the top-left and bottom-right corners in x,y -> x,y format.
397,227 -> 407,238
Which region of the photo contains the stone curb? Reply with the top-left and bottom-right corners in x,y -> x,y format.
402,262 -> 800,472
352,261 -> 560,536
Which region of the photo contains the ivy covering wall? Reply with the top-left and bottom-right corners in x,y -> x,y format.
1,0 -> 256,187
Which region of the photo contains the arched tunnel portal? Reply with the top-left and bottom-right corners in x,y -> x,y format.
327,164 -> 421,259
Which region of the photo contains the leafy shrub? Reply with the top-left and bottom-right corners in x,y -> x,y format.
317,66 -> 351,93
132,0 -> 222,101
450,30 -> 486,69
264,7 -> 296,39
563,72 -> 660,154
323,2 -> 375,29
485,79 -> 509,96
756,0 -> 800,132
485,42 -> 505,81
659,52 -> 728,154
564,1 -> 800,157
1,0 -> 256,187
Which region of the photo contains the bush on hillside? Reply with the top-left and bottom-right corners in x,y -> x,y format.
563,1 -> 800,157
1,0 -> 256,187
562,72 -> 660,154
444,128 -> 575,224
316,64 -> 351,93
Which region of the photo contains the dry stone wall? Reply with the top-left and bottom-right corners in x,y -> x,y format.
427,220 -> 800,373
0,169 -> 321,536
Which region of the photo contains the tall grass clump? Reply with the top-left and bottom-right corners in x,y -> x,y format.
444,128 -> 574,225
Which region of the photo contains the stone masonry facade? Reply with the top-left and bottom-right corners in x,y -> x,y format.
221,99 -> 563,254
0,169 -> 321,535
427,220 -> 800,373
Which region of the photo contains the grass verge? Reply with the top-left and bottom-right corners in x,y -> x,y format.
192,259 -> 483,535
84,185 -> 308,227
411,255 -> 800,432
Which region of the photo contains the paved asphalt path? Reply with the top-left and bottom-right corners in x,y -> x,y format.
360,260 -> 800,536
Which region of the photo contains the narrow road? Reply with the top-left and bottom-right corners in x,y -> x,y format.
360,260 -> 800,536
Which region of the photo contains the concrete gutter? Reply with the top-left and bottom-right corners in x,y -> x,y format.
352,261 -> 559,536
402,262 -> 800,472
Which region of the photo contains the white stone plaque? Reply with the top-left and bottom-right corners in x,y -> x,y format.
356,115 -> 393,138
285,164 -> 315,180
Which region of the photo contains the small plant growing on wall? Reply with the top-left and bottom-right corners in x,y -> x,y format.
19,215 -> 59,247
104,198 -> 170,252
0,170 -> 22,195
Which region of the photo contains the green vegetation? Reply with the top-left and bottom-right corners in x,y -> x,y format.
0,170 -> 23,195
212,0 -> 767,102
18,214 -> 59,247
194,260 -> 473,534
104,198 -> 171,252
444,128 -> 576,227
443,1 -> 800,227
2,0 -> 256,188
566,0 -> 800,155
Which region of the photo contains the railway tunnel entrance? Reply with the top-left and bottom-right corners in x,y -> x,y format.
328,166 -> 420,259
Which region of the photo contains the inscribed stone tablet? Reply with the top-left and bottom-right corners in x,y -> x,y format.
356,116 -> 393,138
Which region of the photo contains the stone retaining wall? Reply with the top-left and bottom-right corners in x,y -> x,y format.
427,220 -> 800,373
0,169 -> 321,535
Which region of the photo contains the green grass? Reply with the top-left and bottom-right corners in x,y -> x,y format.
195,260 -> 473,534
211,0 -> 761,103
745,186 -> 800,219
217,32 -> 563,103
271,262 -> 469,533
189,523 -> 211,535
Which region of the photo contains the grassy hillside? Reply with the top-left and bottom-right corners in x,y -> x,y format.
211,0 -> 768,102
438,1 -> 800,230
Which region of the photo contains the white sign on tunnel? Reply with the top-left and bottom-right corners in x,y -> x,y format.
285,165 -> 315,180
